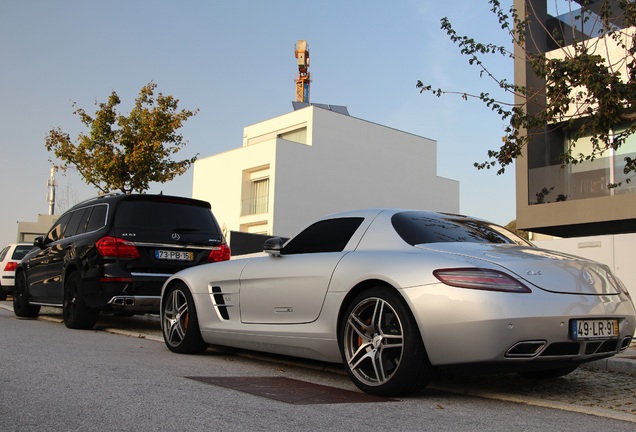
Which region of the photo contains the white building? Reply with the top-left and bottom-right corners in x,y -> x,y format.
192,104 -> 459,240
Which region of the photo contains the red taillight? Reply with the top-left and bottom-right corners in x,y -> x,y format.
208,244 -> 231,262
4,261 -> 18,272
433,268 -> 531,293
95,236 -> 140,259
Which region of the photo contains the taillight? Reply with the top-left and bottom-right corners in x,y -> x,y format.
433,268 -> 531,293
4,261 -> 18,272
95,236 -> 140,259
208,244 -> 231,262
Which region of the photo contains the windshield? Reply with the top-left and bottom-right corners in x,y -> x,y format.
391,212 -> 532,246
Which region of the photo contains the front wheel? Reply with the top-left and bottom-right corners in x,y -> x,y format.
162,282 -> 208,354
13,272 -> 40,318
339,287 -> 434,396
63,272 -> 99,330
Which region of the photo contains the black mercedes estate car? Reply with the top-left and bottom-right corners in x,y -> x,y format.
13,193 -> 229,329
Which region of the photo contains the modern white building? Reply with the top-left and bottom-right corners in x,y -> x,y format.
192,104 -> 459,240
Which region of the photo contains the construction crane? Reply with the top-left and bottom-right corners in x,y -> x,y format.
294,40 -> 310,103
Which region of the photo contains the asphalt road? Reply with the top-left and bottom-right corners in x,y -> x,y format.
1,303 -> 636,431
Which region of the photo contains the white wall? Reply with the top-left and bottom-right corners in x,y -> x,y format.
535,234 -> 636,293
272,107 -> 459,237
193,105 -> 459,240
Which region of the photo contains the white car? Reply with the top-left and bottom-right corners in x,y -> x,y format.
159,209 -> 636,396
0,243 -> 34,300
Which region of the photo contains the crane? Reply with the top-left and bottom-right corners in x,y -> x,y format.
294,40 -> 310,103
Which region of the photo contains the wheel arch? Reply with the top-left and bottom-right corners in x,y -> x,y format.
337,279 -> 405,335
63,262 -> 81,283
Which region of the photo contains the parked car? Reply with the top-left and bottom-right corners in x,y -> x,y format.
13,193 -> 229,330
160,208 -> 636,397
0,243 -> 34,300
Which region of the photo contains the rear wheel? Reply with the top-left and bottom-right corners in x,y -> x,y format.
0,290 -> 6,301
162,282 -> 208,354
63,271 -> 99,330
339,287 -> 434,396
13,272 -> 40,318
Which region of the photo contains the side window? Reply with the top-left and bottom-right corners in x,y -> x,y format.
85,204 -> 108,232
46,213 -> 72,243
282,218 -> 364,255
64,208 -> 89,238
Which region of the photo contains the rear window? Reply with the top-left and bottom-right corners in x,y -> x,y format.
391,212 -> 530,246
114,200 -> 220,236
12,245 -> 33,260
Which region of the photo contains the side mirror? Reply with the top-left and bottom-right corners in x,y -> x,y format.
33,236 -> 45,249
263,237 -> 283,257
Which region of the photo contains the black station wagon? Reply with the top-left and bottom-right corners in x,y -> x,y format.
13,193 -> 229,329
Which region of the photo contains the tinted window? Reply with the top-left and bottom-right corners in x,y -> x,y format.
11,245 -> 33,260
0,246 -> 8,261
392,212 -> 531,246
46,213 -> 72,243
64,208 -> 89,237
114,200 -> 220,235
85,204 -> 108,232
282,217 -> 363,254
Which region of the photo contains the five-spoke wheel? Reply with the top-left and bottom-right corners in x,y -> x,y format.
162,282 -> 207,354
340,287 -> 433,396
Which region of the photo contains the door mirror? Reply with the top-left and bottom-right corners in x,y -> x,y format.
263,237 -> 283,256
33,236 -> 44,249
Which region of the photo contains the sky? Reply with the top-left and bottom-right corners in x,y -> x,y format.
0,0 -> 519,247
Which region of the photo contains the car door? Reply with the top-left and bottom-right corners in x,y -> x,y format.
238,217 -> 364,324
25,212 -> 74,303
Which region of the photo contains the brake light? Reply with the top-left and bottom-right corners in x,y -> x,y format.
4,262 -> 18,272
208,244 -> 231,262
433,268 -> 531,293
96,236 -> 140,259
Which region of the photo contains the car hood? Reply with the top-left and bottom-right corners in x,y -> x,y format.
415,242 -> 623,295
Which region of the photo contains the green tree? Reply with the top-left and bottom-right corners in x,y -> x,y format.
45,82 -> 199,194
417,0 -> 636,187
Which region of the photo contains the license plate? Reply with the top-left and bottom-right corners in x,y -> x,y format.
155,250 -> 193,261
570,319 -> 619,341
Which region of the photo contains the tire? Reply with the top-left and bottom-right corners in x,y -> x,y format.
0,290 -> 6,301
162,282 -> 208,354
63,271 -> 99,330
339,287 -> 434,396
13,272 -> 40,318
519,364 -> 579,379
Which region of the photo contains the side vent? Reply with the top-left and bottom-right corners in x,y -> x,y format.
211,286 -> 230,320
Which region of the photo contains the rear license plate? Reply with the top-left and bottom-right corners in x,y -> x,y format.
570,319 -> 619,341
155,250 -> 193,261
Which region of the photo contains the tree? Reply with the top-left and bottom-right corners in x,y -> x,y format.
505,219 -> 530,240
46,82 -> 199,194
417,0 -> 636,187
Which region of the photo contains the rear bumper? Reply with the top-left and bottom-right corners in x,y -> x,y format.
83,274 -> 168,313
403,283 -> 636,367
1,275 -> 15,293
107,295 -> 160,312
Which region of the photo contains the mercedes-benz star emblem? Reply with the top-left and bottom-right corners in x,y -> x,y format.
172,233 -> 180,241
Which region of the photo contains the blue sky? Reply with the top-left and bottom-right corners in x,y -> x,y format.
0,0 -> 517,247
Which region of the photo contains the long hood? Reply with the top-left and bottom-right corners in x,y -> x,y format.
415,243 -> 623,295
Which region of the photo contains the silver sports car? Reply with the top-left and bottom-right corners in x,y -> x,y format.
160,209 -> 636,396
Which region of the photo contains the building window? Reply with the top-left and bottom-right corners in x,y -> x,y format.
528,125 -> 636,204
241,168 -> 270,216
